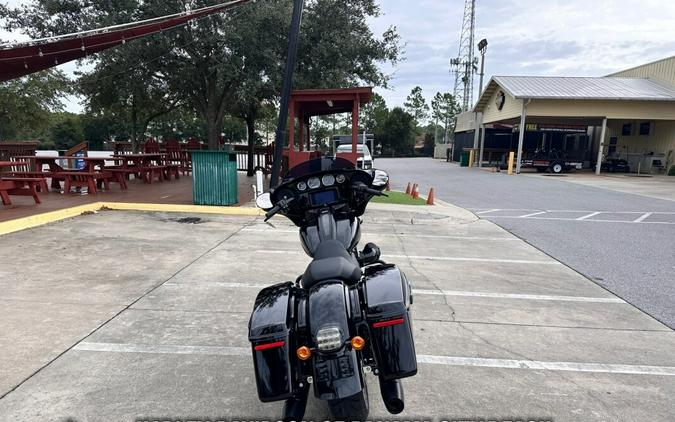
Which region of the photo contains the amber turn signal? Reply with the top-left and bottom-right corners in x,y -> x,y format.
297,346 -> 312,361
351,336 -> 366,350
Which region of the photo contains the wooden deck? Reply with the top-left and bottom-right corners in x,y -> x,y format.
0,173 -> 260,223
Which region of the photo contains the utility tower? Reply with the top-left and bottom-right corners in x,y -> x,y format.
450,0 -> 478,112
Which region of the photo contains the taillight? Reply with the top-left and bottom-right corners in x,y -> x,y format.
254,340 -> 285,351
316,327 -> 342,352
372,317 -> 405,329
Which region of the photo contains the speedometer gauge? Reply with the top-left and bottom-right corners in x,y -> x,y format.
321,174 -> 336,186
307,177 -> 321,189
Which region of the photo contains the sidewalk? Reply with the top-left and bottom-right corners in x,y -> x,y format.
0,202 -> 673,421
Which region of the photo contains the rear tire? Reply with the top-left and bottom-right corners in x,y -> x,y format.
328,382 -> 369,421
551,163 -> 563,174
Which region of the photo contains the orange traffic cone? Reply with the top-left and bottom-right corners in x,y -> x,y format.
405,182 -> 411,195
412,184 -> 420,199
426,188 -> 435,205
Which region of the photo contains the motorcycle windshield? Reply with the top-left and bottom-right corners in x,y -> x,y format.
285,157 -> 355,180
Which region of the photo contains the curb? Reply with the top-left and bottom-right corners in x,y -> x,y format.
0,202 -> 262,236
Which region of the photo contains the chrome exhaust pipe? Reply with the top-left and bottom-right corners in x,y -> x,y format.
282,386 -> 309,422
379,378 -> 405,414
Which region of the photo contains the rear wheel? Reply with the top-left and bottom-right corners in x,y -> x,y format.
551,163 -> 564,174
328,381 -> 369,421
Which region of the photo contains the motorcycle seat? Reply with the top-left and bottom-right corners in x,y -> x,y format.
301,240 -> 362,289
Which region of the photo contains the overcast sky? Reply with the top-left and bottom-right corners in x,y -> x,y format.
2,0 -> 675,113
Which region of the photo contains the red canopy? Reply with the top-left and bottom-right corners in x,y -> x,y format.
0,0 -> 251,82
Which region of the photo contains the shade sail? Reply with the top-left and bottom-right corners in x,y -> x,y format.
0,0 -> 251,82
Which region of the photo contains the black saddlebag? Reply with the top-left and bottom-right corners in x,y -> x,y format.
248,282 -> 296,402
363,264 -> 417,380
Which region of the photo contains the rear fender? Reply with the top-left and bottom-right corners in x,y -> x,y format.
308,281 -> 364,401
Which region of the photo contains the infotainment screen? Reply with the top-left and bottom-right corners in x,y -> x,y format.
310,189 -> 339,206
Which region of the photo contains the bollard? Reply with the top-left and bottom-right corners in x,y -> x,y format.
256,170 -> 264,197
469,150 -> 475,168
508,152 -> 515,175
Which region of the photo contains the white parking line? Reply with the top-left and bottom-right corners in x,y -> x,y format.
476,209 -> 500,215
73,342 -> 675,377
74,342 -> 250,356
413,289 -> 624,303
519,211 -> 547,218
161,282 -> 614,304
416,355 -> 675,376
633,212 -> 653,223
253,250 -> 560,265
242,228 -> 519,241
486,216 -> 675,225
576,212 -> 602,221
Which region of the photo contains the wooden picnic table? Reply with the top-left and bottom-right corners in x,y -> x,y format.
9,155 -> 124,194
0,161 -> 41,205
111,153 -> 172,183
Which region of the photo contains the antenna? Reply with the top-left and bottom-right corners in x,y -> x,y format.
450,0 -> 478,112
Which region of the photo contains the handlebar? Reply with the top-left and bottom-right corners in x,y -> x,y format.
353,182 -> 387,197
264,197 -> 295,222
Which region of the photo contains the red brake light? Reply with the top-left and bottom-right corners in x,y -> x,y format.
372,318 -> 405,329
254,340 -> 286,351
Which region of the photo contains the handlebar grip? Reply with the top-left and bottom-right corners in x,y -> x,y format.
264,205 -> 282,221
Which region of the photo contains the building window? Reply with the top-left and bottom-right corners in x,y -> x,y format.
608,137 -> 618,156
639,122 -> 651,136
622,123 -> 632,136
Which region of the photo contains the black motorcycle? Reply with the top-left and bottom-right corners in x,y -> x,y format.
248,157 -> 417,421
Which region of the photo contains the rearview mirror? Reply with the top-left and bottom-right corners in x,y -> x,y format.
372,169 -> 389,188
256,192 -> 273,210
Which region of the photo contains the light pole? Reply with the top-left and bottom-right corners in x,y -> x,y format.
478,38 -> 488,96
477,38 -> 488,167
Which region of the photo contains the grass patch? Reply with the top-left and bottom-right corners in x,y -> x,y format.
372,191 -> 427,205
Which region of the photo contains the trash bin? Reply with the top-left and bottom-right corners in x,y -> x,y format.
75,151 -> 86,170
192,151 -> 238,206
460,152 -> 470,167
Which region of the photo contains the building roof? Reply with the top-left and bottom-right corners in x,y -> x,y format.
475,76 -> 675,112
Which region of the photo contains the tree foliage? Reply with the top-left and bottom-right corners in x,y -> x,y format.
378,107 -> 414,156
0,70 -> 70,140
404,86 -> 429,128
3,0 -> 402,159
431,91 -> 460,142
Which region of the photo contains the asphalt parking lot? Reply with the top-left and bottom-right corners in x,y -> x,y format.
380,158 -> 675,329
1,204 -> 674,421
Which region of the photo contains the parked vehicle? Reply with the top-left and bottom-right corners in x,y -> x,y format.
594,159 -> 631,173
250,157 -> 417,421
335,143 -> 374,169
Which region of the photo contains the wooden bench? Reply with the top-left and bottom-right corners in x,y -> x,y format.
58,172 -> 99,195
0,171 -> 50,192
0,177 -> 42,205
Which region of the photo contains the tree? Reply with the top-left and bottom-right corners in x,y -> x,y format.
431,92 -> 461,143
404,86 -> 429,128
361,93 -> 389,133
48,112 -> 84,150
379,107 -> 414,156
0,70 -> 69,140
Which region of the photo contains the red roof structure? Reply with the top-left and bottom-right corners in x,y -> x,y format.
285,87 -> 373,169
0,0 -> 251,82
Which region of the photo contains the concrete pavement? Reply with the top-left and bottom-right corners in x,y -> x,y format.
0,204 -> 674,421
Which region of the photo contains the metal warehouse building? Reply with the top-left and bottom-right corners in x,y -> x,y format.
452,55 -> 675,174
